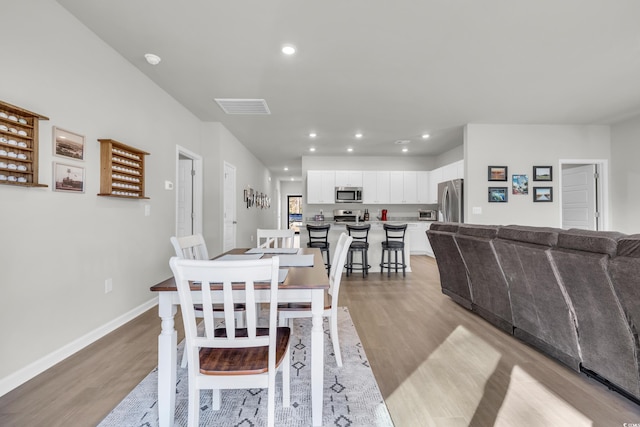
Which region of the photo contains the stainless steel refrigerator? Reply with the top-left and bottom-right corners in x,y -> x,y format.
438,179 -> 464,223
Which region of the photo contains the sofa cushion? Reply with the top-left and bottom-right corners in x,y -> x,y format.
429,222 -> 459,233
557,229 -> 626,256
617,235 -> 640,258
497,225 -> 560,247
457,224 -> 499,239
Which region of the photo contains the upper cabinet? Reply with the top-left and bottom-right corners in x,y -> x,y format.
335,170 -> 363,187
362,171 -> 390,204
427,160 -> 463,203
416,171 -> 430,203
0,99 -> 48,187
389,171 -> 417,204
307,170 -> 335,204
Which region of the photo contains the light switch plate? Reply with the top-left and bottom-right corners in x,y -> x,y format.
472,206 -> 482,214
164,180 -> 174,190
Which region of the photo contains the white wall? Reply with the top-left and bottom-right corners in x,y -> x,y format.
464,124 -> 610,227
611,113 -> 640,234
0,1 -> 272,394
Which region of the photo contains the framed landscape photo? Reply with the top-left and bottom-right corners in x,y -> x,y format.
533,166 -> 552,181
53,162 -> 85,193
53,127 -> 85,161
488,186 -> 508,202
488,166 -> 508,181
533,186 -> 553,202
512,174 -> 529,195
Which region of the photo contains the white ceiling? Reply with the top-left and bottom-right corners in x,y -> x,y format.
57,0 -> 640,180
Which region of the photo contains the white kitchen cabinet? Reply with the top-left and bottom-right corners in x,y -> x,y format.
335,170 -> 363,187
390,171 -> 417,204
428,167 -> 442,204
441,160 -> 464,181
362,171 -> 390,204
416,171 -> 430,203
407,222 -> 432,255
307,170 -> 335,204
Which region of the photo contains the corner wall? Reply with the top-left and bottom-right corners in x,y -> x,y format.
611,114 -> 640,234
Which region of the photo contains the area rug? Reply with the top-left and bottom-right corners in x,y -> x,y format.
98,307 -> 394,427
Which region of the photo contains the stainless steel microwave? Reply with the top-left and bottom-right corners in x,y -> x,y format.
335,187 -> 363,203
419,209 -> 438,221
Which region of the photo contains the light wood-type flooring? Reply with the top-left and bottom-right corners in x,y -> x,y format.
1,255 -> 640,426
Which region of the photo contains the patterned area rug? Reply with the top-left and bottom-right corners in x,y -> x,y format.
98,307 -> 394,427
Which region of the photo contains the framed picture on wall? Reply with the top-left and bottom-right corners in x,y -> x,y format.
512,174 -> 528,195
533,186 -> 553,202
533,166 -> 553,181
488,166 -> 508,181
53,127 -> 85,161
488,186 -> 508,202
53,162 -> 85,193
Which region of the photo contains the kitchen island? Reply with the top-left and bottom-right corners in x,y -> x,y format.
300,220 -> 435,273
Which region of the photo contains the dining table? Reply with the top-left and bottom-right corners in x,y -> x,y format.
150,247 -> 330,427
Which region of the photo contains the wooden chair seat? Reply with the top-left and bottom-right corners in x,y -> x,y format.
194,303 -> 246,312
277,302 -> 331,311
201,327 -> 291,375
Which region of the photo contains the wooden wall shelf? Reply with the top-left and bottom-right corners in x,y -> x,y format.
97,139 -> 150,199
0,100 -> 48,187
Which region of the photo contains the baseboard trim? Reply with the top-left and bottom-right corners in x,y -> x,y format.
0,297 -> 158,398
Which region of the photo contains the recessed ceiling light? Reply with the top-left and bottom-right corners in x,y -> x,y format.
309,132 -> 317,138
290,177 -> 294,181
402,148 -> 409,152
355,133 -> 363,139
422,133 -> 430,139
144,53 -> 161,65
309,147 -> 316,152
282,45 -> 296,55
284,167 -> 289,171
347,148 -> 354,152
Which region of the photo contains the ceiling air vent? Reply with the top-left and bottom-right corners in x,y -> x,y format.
214,98 -> 271,115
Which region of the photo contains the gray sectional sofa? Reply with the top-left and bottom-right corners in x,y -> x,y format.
427,223 -> 640,403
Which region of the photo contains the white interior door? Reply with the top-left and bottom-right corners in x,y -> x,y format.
177,157 -> 194,237
175,145 -> 202,238
562,164 -> 597,230
223,162 -> 237,251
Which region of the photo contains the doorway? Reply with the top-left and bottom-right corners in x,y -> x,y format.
223,162 -> 237,251
175,146 -> 203,237
559,159 -> 608,231
287,195 -> 303,234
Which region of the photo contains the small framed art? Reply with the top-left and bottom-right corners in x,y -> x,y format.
533,186 -> 553,202
533,166 -> 552,181
53,127 -> 85,161
512,174 -> 528,195
53,162 -> 85,193
488,166 -> 508,181
488,187 -> 508,202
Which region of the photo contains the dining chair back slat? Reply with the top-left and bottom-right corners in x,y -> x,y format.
257,229 -> 296,248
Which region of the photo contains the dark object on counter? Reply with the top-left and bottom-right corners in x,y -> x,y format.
306,223 -> 331,273
380,223 -> 407,276
364,209 -> 370,221
346,224 -> 371,277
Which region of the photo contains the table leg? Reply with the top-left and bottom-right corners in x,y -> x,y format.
311,289 -> 324,426
158,293 -> 177,427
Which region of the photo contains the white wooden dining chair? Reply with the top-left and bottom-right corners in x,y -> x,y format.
257,229 -> 296,249
170,234 -> 245,368
278,232 -> 353,367
169,256 -> 291,427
